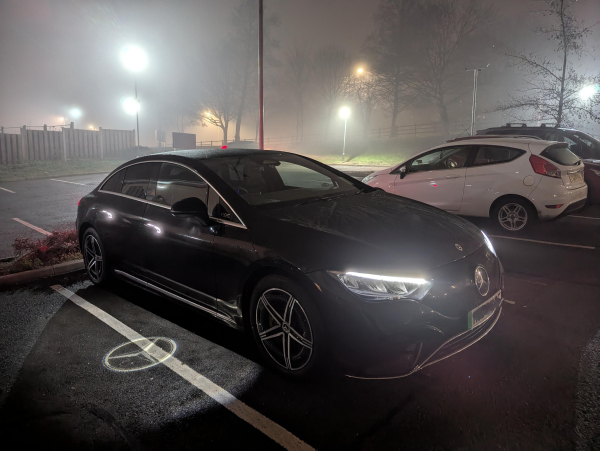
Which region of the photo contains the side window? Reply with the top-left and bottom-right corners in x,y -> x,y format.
409,146 -> 472,173
121,163 -> 154,199
207,186 -> 241,224
154,163 -> 208,207
101,169 -> 125,193
571,133 -> 599,159
277,161 -> 336,189
472,146 -> 524,166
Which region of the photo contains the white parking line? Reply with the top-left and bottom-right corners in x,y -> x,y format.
488,234 -> 595,250
50,285 -> 313,451
569,215 -> 600,220
50,178 -> 86,186
0,187 -> 15,193
12,218 -> 51,236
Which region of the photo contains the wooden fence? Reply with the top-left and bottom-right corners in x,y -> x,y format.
0,126 -> 135,165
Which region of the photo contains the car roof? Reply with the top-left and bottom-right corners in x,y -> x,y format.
477,125 -> 578,133
436,136 -> 552,147
149,148 -> 284,161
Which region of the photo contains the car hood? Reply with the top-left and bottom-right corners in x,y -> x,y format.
253,190 -> 485,276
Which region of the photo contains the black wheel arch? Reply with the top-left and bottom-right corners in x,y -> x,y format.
239,259 -> 323,333
489,194 -> 538,219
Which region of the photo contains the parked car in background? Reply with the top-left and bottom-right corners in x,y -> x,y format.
478,124 -> 600,204
363,137 -> 587,232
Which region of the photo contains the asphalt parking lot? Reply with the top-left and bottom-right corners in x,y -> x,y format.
1,171 -> 600,450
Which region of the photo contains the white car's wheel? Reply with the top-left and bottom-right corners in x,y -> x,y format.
493,198 -> 535,232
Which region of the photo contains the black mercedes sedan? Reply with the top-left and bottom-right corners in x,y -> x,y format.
77,148 -> 504,379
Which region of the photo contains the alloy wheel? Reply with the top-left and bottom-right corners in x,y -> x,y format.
498,203 -> 528,231
84,234 -> 103,282
255,288 -> 313,371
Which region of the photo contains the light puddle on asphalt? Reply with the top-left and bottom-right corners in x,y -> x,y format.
51,284 -> 314,451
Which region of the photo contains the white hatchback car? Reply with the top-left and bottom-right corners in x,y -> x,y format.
363,136 -> 588,231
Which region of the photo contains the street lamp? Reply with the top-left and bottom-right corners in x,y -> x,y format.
122,97 -> 140,115
69,108 -> 82,128
120,45 -> 147,154
465,64 -> 489,136
339,107 -> 351,163
357,67 -> 364,75
580,85 -> 599,101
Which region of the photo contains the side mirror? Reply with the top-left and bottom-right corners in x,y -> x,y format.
399,165 -> 407,179
171,197 -> 211,227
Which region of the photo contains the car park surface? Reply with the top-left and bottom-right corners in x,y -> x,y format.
1,166 -> 600,450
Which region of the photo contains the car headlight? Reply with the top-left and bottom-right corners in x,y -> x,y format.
481,231 -> 496,257
330,271 -> 432,301
591,169 -> 600,177
362,174 -> 376,184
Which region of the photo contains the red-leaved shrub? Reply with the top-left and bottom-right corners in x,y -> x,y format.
9,229 -> 81,273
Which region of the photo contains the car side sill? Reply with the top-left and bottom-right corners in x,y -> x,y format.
114,269 -> 239,329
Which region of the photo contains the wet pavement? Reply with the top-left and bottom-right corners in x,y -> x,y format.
1,171 -> 600,450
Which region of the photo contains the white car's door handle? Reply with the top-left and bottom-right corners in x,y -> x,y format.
445,175 -> 460,179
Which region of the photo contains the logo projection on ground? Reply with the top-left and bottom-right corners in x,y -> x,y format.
104,337 -> 177,372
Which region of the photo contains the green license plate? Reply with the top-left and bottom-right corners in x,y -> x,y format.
468,290 -> 502,330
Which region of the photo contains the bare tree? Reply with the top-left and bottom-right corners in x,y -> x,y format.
198,45 -> 240,144
364,0 -> 419,137
230,0 -> 279,142
313,45 -> 352,139
413,0 -> 491,137
282,45 -> 312,140
494,0 -> 600,126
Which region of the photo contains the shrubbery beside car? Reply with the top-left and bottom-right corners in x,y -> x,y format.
363,136 -> 587,231
77,149 -> 504,379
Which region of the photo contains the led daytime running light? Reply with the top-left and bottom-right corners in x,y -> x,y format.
345,272 -> 428,285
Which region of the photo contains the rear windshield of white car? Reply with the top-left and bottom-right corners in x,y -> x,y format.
540,144 -> 580,166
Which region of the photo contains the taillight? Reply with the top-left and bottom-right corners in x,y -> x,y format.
78,198 -> 81,206
529,154 -> 561,178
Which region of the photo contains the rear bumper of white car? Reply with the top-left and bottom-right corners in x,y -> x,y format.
529,179 -> 588,219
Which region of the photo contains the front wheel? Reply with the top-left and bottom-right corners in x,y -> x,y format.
249,275 -> 326,378
82,228 -> 110,284
492,198 -> 535,232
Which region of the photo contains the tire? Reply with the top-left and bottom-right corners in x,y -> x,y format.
492,197 -> 536,232
82,228 -> 110,284
249,275 -> 327,379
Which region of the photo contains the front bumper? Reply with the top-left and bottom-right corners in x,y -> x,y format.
307,245 -> 503,378
347,303 -> 502,380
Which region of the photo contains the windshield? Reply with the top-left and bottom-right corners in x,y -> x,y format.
203,153 -> 360,207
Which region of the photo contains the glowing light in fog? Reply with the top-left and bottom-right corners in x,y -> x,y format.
120,45 -> 148,72
580,85 -> 599,101
122,97 -> 140,115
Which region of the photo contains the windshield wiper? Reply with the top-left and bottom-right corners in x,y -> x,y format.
293,192 -> 350,207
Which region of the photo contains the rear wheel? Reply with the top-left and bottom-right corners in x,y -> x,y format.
249,275 -> 326,378
492,198 -> 535,232
82,228 -> 110,284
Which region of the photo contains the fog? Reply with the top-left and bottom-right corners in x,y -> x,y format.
1,0 -> 598,146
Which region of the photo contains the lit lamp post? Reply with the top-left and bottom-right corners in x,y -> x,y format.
120,45 -> 147,154
69,108 -> 82,128
580,85 -> 599,101
339,107 -> 351,163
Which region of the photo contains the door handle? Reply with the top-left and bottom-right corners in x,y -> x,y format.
445,175 -> 460,179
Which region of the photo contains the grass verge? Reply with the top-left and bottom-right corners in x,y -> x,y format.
0,159 -> 126,182
286,134 -> 448,167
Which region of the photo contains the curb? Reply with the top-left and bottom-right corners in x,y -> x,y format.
0,259 -> 84,286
